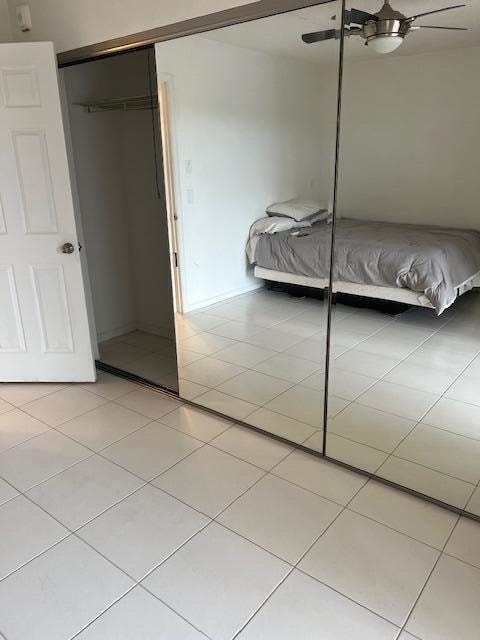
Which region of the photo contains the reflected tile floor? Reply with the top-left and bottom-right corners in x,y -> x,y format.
176,288 -> 480,505
0,375 -> 480,638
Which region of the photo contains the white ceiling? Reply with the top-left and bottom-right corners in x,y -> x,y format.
202,0 -> 480,65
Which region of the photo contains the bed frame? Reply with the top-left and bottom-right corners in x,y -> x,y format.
254,266 -> 480,310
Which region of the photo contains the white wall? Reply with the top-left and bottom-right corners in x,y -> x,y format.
6,0 -> 254,51
0,0 -> 12,41
156,36 -> 336,311
338,45 -> 480,230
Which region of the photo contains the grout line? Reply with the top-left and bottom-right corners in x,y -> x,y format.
398,510 -> 463,635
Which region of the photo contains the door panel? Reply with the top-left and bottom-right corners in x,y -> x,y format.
0,42 -> 95,381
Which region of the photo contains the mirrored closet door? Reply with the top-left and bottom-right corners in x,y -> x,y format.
325,0 -> 480,514
155,2 -> 343,450
63,49 -> 179,393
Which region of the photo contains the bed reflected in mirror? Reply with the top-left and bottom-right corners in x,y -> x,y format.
155,2 -> 342,449
325,0 -> 480,513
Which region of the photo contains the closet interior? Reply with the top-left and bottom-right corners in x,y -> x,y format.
63,48 -> 178,393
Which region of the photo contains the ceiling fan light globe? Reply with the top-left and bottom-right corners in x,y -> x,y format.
368,34 -> 404,53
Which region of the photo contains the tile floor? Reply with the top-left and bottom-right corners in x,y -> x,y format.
0,375 -> 480,638
171,287 -> 480,512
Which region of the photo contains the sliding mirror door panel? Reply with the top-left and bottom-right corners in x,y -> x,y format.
326,0 -> 480,512
64,49 -> 179,392
155,2 -> 342,449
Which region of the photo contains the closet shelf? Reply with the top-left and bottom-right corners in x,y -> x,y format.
75,94 -> 158,113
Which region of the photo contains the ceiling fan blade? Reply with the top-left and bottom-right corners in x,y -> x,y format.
301,29 -> 339,43
348,8 -> 378,24
411,24 -> 467,30
407,4 -> 466,22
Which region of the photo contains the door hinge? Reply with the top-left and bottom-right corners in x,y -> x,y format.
173,251 -> 178,268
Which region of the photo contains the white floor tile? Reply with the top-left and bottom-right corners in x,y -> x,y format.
142,522 -> 289,640
327,368 -> 377,401
80,372 -> 136,400
27,455 -> 143,530
406,554 -> 480,640
252,352 -> 321,383
374,323 -> 434,345
78,485 -> 208,580
57,402 -> 150,451
0,383 -> 68,407
99,341 -> 150,367
377,456 -> 474,510
405,347 -> 472,375
180,332 -> 234,356
274,316 -> 324,337
445,517 -> 480,569
115,388 -> 181,419
118,330 -> 173,352
0,409 -> 51,453
398,633 -> 420,640
299,510 -> 439,626
22,387 -> 107,427
237,569 -> 398,640
0,397 -> 14,415
298,369 -> 325,392
215,342 -> 277,367
180,357 -> 245,387
126,353 -> 178,382
0,430 -> 91,491
209,320 -> 263,341
357,381 -> 439,421
265,386 -> 325,428
273,450 -> 367,506
422,398 -> 480,440
211,425 -> 293,470
75,586 -> 205,639
176,348 -> 204,367
318,432 -> 388,473
160,404 -> 233,442
194,390 -> 257,420
334,349 -> 400,379
336,311 -> 392,335
101,422 -> 202,481
246,408 -> 317,444
0,476 -> 18,506
350,481 -> 458,549
218,474 -> 341,563
244,328 -> 304,352
394,424 -> 480,484
284,337 -> 327,363
154,445 -> 264,517
384,362 -> 457,395
0,495 -> 68,579
179,379 -> 210,400
0,536 -> 133,640
466,487 -> 480,517
216,370 -> 291,406
445,372 -> 480,407
355,335 -> 417,360
179,311 -> 226,332
329,403 -> 416,453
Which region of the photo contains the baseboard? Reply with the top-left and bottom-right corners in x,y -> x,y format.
97,322 -> 136,342
183,282 -> 263,313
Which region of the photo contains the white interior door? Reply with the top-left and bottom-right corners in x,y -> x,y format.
0,42 -> 95,382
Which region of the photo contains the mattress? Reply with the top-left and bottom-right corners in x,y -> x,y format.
250,218 -> 480,314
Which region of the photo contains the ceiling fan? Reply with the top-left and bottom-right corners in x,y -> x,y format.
302,1 -> 467,54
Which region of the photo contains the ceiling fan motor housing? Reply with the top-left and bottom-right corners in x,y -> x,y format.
363,18 -> 410,44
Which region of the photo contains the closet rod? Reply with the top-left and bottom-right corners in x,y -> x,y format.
75,94 -> 159,113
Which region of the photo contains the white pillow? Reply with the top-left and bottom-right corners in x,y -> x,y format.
251,216 -> 311,235
266,198 -> 326,222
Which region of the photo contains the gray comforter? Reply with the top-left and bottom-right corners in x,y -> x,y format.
251,218 -> 480,314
